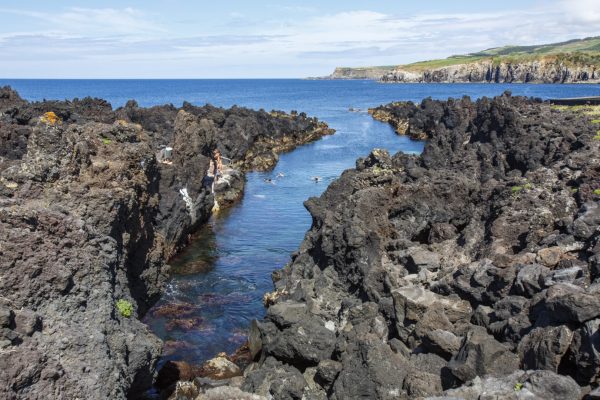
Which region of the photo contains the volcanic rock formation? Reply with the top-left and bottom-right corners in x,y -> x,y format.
0,87 -> 333,399
231,93 -> 600,399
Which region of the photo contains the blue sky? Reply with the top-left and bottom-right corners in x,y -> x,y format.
1,0 -> 599,78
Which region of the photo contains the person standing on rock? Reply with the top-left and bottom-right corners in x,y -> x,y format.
213,149 -> 223,182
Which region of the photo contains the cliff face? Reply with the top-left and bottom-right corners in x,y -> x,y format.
0,87 -> 333,400
221,94 -> 600,399
328,66 -> 395,80
382,59 -> 600,83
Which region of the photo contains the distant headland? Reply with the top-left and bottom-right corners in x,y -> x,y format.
320,36 -> 600,83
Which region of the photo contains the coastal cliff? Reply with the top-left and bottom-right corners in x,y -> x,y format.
179,93 -> 600,399
381,58 -> 599,83
0,87 -> 333,399
326,36 -> 600,83
328,67 -> 395,80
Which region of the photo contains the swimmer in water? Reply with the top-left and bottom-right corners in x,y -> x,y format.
264,178 -> 274,184
312,176 -> 322,182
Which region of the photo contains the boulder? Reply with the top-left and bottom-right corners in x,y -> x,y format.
439,370 -> 580,400
542,284 -> 600,324
242,357 -> 307,400
448,326 -> 520,382
406,248 -> 441,273
513,264 -> 550,298
422,329 -> 462,360
517,325 -> 573,371
564,318 -> 600,385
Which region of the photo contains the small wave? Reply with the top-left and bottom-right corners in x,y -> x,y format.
318,144 -> 343,150
254,194 -> 266,199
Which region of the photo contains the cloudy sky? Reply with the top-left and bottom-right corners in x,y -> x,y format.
1,0 -> 599,78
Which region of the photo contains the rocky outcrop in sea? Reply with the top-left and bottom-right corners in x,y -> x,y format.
0,87 -> 333,399
187,93 -> 599,399
381,59 -> 599,83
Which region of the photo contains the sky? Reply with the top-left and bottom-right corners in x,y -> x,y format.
1,0 -> 599,78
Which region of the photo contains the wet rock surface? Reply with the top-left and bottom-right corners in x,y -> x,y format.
227,93 -> 600,399
0,86 -> 333,399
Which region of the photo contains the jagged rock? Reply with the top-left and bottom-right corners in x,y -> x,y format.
406,248 -> 441,273
541,283 -> 600,324
513,264 -> 551,297
422,330 -> 462,360
448,326 -> 520,382
315,360 -> 342,392
258,301 -> 336,367
0,87 -> 333,400
239,94 -> 599,399
242,357 -> 307,400
563,318 -> 600,385
545,266 -> 583,285
572,202 -> 600,240
518,325 -> 573,372
438,370 -> 581,400
331,340 -> 408,400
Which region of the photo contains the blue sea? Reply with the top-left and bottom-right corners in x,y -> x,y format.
3,79 -> 598,366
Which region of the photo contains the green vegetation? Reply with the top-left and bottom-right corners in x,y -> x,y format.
551,106 -> 600,140
594,189 -> 600,196
102,138 -> 112,145
514,382 -> 524,392
116,299 -> 133,318
511,182 -> 534,196
337,36 -> 600,75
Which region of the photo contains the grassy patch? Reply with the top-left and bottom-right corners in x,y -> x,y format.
514,382 -> 524,392
102,138 -> 112,145
594,189 -> 600,196
116,299 -> 133,318
511,182 -> 533,196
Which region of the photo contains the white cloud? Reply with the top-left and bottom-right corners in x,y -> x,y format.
559,0 -> 600,23
0,7 -> 164,37
0,1 -> 599,77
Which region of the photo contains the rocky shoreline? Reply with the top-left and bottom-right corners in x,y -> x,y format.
169,93 -> 600,399
0,87 -> 333,399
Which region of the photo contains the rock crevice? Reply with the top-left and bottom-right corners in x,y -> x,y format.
238,93 -> 600,399
0,87 -> 333,399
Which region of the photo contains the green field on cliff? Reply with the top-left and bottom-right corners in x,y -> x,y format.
337,36 -> 600,74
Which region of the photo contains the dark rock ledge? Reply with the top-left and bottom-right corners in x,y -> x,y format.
176,93 -> 600,399
0,87 -> 333,400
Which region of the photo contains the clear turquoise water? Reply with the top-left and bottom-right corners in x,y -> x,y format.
3,79 -> 598,366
